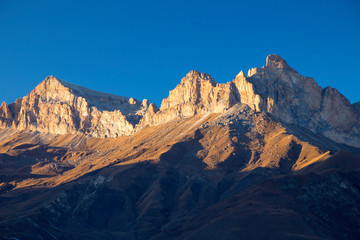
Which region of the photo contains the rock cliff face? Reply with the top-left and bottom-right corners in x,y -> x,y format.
0,102 -> 13,128
142,55 -> 360,147
0,55 -> 359,147
353,101 -> 360,117
245,55 -> 360,147
1,55 -> 360,240
0,76 -> 152,138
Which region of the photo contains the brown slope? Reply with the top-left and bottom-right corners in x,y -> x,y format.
168,152 -> 360,240
142,55 -> 360,148
0,104 -> 333,191
1,104 -> 357,239
1,55 -> 359,149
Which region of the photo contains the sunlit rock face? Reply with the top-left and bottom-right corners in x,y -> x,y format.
245,55 -> 360,147
143,70 -> 239,126
0,55 -> 359,147
1,55 -> 360,240
144,54 -> 360,147
158,70 -> 260,115
136,69 -> 261,128
0,102 -> 13,128
0,76 -> 152,138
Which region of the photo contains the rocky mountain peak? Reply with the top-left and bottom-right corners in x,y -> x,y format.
34,75 -> 67,93
159,70 -> 233,116
0,101 -> 9,113
0,55 -> 359,148
266,54 -> 291,69
0,101 -> 13,128
1,57 -> 360,240
236,70 -> 246,78
156,56 -> 360,147
181,70 -> 216,86
0,76 -> 157,137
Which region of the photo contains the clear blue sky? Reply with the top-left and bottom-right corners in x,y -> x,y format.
1,0 -> 359,106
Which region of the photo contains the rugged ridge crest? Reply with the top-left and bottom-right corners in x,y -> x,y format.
0,76 -> 152,138
0,55 -> 359,147
140,54 -> 360,147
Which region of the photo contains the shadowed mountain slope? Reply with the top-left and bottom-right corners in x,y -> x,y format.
0,103 -> 359,239
0,55 -> 359,147
0,55 -> 360,239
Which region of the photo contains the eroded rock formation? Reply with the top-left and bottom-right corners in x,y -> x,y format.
141,54 -> 360,147
0,76 -> 152,138
0,55 -> 359,147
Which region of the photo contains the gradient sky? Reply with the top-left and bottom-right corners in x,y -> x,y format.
1,0 -> 359,106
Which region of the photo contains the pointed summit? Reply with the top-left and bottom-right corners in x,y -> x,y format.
2,76 -> 158,137
38,75 -> 92,95
266,54 -> 290,69
181,70 -> 216,86
33,75 -> 141,112
44,75 -> 60,82
0,101 -> 13,128
37,75 -> 66,89
236,70 -> 246,78
42,75 -> 74,88
0,101 -> 12,120
33,75 -> 82,99
0,55 -> 359,148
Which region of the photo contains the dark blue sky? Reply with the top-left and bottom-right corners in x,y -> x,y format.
1,0 -> 359,106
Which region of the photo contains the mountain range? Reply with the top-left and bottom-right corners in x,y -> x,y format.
0,55 -> 360,239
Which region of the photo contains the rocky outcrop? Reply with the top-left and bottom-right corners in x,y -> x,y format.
0,55 -> 359,147
137,71 -> 239,127
137,70 -> 261,128
245,55 -> 360,147
0,76 -> 153,138
0,102 -> 13,128
141,54 -> 360,147
353,101 -> 360,117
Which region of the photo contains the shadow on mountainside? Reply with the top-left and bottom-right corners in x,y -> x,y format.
1,110 -> 360,239
1,144 -> 360,240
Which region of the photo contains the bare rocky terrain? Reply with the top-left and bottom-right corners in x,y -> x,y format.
0,55 -> 360,239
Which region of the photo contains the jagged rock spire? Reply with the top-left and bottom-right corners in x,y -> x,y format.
0,55 -> 359,148
266,54 -> 290,69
